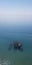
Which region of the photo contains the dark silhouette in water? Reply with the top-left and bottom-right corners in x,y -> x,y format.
8,41 -> 23,51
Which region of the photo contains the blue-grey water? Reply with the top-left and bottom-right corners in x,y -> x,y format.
0,26 -> 32,65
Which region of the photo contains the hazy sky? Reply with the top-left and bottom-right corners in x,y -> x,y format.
0,0 -> 32,25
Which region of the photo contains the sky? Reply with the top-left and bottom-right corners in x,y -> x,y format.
0,0 -> 32,26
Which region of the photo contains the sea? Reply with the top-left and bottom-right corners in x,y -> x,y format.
0,25 -> 32,65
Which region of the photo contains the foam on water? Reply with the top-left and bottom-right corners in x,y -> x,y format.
0,58 -> 11,65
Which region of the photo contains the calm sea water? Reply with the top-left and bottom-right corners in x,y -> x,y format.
0,32 -> 32,65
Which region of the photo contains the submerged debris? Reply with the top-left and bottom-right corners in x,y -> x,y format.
8,41 -> 23,51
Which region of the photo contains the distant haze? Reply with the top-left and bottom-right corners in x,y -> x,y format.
0,0 -> 32,26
